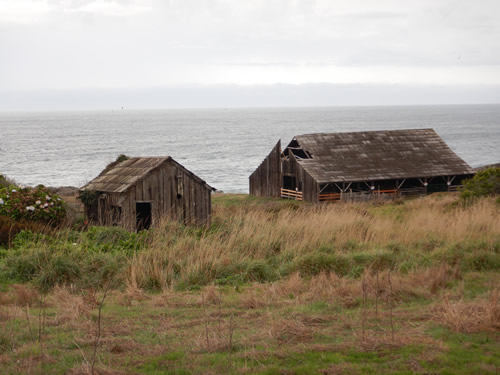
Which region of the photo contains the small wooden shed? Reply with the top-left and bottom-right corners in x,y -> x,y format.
81,157 -> 214,231
250,129 -> 476,203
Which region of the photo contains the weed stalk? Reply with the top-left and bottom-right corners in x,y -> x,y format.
388,271 -> 395,343
91,283 -> 110,375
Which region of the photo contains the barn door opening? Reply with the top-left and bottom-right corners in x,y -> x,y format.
136,202 -> 152,231
282,175 -> 296,190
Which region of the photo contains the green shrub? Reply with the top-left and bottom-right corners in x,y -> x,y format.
0,245 -> 126,292
0,216 -> 43,247
293,253 -> 351,276
215,262 -> 246,281
183,266 -> 214,290
465,252 -> 500,272
0,184 -> 65,226
82,226 -> 149,254
371,251 -> 396,270
3,251 -> 40,282
244,260 -> 276,282
460,167 -> 500,202
36,255 -> 81,292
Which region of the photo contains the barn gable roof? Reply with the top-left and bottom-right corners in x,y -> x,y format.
285,129 -> 475,184
81,157 -> 213,193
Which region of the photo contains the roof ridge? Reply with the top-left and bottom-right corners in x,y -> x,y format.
295,128 -> 435,138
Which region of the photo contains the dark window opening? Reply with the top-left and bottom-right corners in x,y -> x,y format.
136,202 -> 152,231
283,175 -> 296,190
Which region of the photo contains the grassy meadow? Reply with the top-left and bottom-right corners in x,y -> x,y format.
0,193 -> 498,374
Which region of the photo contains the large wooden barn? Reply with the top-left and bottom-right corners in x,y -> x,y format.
81,157 -> 214,231
249,129 -> 475,203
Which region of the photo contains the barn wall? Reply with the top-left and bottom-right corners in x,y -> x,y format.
249,140 -> 282,198
288,155 -> 319,203
282,157 -> 295,176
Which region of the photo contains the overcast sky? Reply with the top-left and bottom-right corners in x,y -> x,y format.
1,0 -> 499,109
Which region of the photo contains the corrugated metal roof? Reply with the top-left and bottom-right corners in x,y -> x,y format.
81,157 -> 214,193
286,129 -> 475,183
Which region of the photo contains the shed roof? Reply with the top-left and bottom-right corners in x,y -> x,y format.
81,157 -> 213,193
285,129 -> 475,184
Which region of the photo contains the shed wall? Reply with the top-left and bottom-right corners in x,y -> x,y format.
249,140 -> 282,198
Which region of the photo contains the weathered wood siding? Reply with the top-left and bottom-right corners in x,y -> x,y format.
249,140 -> 282,198
288,156 -> 319,203
282,157 -> 295,176
95,159 -> 211,231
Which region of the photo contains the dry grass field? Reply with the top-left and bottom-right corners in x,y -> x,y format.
0,193 -> 498,374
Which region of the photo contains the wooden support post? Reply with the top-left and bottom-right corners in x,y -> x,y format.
319,183 -> 331,193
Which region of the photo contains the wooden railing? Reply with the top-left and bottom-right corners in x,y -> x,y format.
285,185 -> 462,203
372,189 -> 398,195
399,187 -> 426,196
318,192 -> 341,201
448,185 -> 462,192
281,188 -> 303,201
319,189 -> 397,202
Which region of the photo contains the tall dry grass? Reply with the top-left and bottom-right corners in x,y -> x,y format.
126,195 -> 500,290
435,288 -> 500,333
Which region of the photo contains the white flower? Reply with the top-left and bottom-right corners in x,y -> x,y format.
35,200 -> 41,205
6,195 -> 9,198
46,195 -> 51,201
50,202 -> 54,206
11,189 -> 16,193
43,203 -> 49,208
0,198 -> 4,205
26,206 -> 35,211
57,198 -> 61,201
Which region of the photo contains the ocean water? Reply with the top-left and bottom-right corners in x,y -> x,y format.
0,105 -> 499,193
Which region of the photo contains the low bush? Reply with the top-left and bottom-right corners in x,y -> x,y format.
0,216 -> 44,247
83,226 -> 149,253
465,252 -> 500,272
0,184 -> 65,226
244,260 -> 277,282
1,246 -> 126,292
292,253 -> 352,277
460,167 -> 500,202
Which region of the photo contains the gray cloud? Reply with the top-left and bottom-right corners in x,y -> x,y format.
1,84 -> 499,111
0,0 -> 499,108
